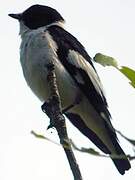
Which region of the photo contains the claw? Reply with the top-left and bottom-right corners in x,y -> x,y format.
47,124 -> 53,130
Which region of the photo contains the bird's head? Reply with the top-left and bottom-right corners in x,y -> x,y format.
9,4 -> 65,31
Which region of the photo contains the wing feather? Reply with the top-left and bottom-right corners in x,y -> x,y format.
48,25 -> 111,119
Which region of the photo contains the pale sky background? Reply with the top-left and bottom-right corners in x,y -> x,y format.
0,0 -> 135,179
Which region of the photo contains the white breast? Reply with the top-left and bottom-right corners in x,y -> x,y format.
20,28 -> 79,107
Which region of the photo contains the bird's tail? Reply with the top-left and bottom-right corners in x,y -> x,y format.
65,112 -> 131,174
110,138 -> 131,175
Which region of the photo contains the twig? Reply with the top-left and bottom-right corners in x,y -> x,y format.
31,130 -> 135,161
41,63 -> 83,180
116,130 -> 135,146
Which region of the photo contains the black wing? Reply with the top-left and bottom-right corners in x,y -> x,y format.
48,25 -> 110,119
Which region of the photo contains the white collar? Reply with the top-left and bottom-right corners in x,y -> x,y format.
19,21 -> 65,37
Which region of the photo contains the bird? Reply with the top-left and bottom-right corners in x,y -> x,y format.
9,4 -> 131,174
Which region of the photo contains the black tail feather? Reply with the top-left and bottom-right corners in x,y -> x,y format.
104,118 -> 131,175
65,112 -> 131,175
110,141 -> 131,175
112,158 -> 131,175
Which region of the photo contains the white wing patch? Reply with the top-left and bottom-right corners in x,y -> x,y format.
68,50 -> 105,98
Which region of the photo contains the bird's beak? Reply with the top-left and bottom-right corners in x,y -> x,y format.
8,13 -> 22,20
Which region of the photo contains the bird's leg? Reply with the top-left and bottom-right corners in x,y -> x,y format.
41,95 -> 81,129
41,97 -> 59,129
62,93 -> 82,113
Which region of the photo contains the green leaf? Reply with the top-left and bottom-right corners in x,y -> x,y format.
93,53 -> 119,68
31,130 -> 60,146
31,130 -> 47,139
71,140 -> 101,156
119,66 -> 135,88
80,147 -> 100,155
94,53 -> 135,89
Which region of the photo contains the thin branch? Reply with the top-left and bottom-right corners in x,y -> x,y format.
116,130 -> 135,146
41,63 -> 83,180
31,130 -> 135,161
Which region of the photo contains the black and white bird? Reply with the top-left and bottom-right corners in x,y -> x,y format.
9,4 -> 131,174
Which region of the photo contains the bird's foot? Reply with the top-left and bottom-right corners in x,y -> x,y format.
41,100 -> 55,130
